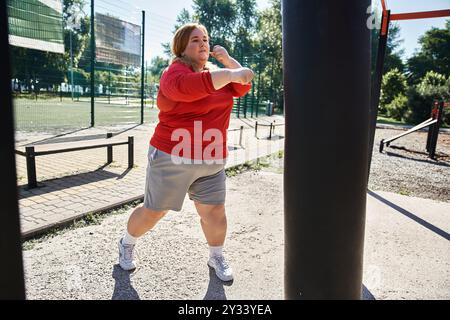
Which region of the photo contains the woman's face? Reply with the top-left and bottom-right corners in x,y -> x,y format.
182,28 -> 210,67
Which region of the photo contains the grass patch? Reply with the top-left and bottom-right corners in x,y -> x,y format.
377,116 -> 407,126
398,188 -> 411,196
225,150 -> 284,177
22,199 -> 142,251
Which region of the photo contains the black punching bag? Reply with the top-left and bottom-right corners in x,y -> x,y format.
283,0 -> 370,299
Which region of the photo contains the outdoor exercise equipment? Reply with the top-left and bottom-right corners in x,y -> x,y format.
379,101 -> 449,159
283,0 -> 370,299
368,0 -> 450,173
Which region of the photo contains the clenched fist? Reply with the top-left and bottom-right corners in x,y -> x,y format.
210,45 -> 231,66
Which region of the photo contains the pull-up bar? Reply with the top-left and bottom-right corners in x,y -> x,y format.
368,0 -> 450,179
379,1 -> 450,34
381,0 -> 450,21
391,10 -> 450,21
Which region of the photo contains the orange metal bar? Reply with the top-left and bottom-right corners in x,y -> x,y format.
381,10 -> 390,35
381,0 -> 387,12
390,9 -> 450,21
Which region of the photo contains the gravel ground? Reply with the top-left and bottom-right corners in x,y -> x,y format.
369,127 -> 450,202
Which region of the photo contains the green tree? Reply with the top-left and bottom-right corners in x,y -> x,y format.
255,0 -> 282,111
407,20 -> 450,84
371,15 -> 405,75
193,0 -> 236,52
233,0 -> 257,59
63,0 -> 90,68
149,56 -> 169,78
380,68 -> 407,112
162,8 -> 193,58
405,71 -> 450,125
417,71 -> 449,100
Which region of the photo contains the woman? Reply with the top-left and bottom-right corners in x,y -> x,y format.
118,23 -> 254,282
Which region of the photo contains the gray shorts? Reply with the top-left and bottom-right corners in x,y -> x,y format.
143,146 -> 227,212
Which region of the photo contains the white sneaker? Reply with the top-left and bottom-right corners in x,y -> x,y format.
118,238 -> 137,271
208,255 -> 233,281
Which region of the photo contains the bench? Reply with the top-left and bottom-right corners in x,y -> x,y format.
15,133 -> 134,189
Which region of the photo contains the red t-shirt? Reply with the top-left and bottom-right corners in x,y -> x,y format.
150,61 -> 251,160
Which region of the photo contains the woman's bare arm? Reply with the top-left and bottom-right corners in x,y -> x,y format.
210,68 -> 254,90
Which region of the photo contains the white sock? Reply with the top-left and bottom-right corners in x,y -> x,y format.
122,231 -> 137,245
209,245 -> 223,258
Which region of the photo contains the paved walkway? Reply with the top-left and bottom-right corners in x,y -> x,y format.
15,115 -> 285,238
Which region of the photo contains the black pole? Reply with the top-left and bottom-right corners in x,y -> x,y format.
429,101 -> 444,159
426,102 -> 438,152
256,54 -> 262,117
25,146 -> 37,189
0,0 -> 26,299
367,10 -> 390,181
283,0 -> 370,299
90,0 -> 95,127
251,79 -> 255,117
128,136 -> 134,169
140,10 -> 145,124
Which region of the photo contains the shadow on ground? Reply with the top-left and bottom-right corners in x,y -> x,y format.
203,266 -> 233,300
111,264 -> 141,300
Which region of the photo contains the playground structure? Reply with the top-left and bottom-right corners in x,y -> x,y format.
379,101 -> 450,159
368,1 -> 450,171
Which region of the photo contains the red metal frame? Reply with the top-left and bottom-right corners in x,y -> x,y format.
381,1 -> 450,22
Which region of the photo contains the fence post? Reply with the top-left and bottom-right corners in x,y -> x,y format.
269,122 -> 273,140
237,97 -> 241,118
25,146 -> 37,189
107,133 -> 113,163
426,101 -> 438,152
90,0 -> 95,127
128,136 -> 134,168
429,101 -> 444,159
140,10 -> 145,124
255,121 -> 258,138
239,125 -> 244,147
251,80 -> 255,117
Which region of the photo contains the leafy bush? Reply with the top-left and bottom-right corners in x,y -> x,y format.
417,71 -> 449,100
386,94 -> 408,121
404,86 -> 434,124
380,68 -> 408,113
407,71 -> 450,125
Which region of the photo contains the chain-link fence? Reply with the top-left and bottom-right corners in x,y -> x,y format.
232,54 -> 284,118
8,0 -> 156,135
8,0 -> 283,135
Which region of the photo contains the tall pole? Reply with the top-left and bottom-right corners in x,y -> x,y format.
0,0 -> 26,299
90,0 -> 95,127
70,29 -> 74,101
140,10 -> 145,124
256,54 -> 262,117
367,11 -> 390,181
283,0 -> 370,299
